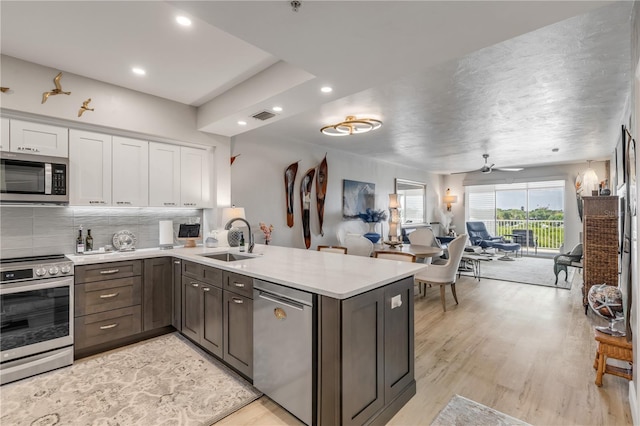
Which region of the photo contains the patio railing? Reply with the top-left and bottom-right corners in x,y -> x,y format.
483,220 -> 564,250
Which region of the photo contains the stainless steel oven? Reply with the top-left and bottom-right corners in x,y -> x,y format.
0,151 -> 69,205
0,255 -> 74,384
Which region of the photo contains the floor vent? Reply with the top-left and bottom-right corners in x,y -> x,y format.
252,110 -> 276,121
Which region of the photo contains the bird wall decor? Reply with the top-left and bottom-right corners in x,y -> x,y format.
78,98 -> 94,117
42,72 -> 71,104
0,87 -> 10,93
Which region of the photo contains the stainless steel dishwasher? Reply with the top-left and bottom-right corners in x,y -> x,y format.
253,279 -> 314,425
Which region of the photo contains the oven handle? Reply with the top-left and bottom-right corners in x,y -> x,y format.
0,277 -> 73,295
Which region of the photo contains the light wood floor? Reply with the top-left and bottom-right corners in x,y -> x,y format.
219,273 -> 632,425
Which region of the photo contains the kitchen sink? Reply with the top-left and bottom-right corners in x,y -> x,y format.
199,253 -> 255,262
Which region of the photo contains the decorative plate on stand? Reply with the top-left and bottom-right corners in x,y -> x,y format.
113,230 -> 137,251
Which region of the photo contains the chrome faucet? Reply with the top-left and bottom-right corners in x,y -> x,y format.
224,218 -> 254,253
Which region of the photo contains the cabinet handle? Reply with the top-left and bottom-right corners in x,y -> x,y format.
203,287 -> 210,292
174,261 -> 181,264
18,146 -> 40,152
99,292 -> 119,299
116,201 -> 132,205
99,269 -> 120,275
233,282 -> 245,288
191,282 -> 199,287
232,297 -> 244,304
164,202 -> 176,206
99,323 -> 118,330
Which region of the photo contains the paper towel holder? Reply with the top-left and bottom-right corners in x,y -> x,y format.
159,220 -> 175,250
178,223 -> 201,248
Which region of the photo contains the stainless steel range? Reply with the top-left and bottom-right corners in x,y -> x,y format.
0,254 -> 74,385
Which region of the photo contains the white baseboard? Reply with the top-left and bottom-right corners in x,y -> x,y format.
630,381 -> 638,426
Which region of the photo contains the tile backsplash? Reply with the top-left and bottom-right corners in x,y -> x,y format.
0,206 -> 202,259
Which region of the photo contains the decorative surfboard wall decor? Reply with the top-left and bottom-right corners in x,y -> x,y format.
284,161 -> 299,227
300,167 -> 315,249
316,154 -> 327,236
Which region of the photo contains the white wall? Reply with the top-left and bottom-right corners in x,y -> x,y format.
0,55 -> 232,234
229,133 -> 440,249
443,161 -> 609,251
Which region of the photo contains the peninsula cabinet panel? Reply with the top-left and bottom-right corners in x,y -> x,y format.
341,288 -> 385,426
9,119 -> 68,157
149,142 -> 181,207
318,276 -> 415,426
69,129 -> 112,206
112,136 -> 148,207
143,258 -> 173,331
383,279 -> 415,403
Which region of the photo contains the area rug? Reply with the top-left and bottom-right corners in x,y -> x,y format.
478,255 -> 574,289
431,394 -> 531,426
0,333 -> 262,425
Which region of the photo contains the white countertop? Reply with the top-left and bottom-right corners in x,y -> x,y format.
67,244 -> 427,299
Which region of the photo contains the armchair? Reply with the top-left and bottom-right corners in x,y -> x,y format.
553,243 -> 583,285
465,222 -> 504,253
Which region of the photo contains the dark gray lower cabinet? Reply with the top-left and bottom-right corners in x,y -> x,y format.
143,257 -> 173,331
319,276 -> 415,426
223,290 -> 253,378
181,276 -> 224,358
172,258 -> 182,331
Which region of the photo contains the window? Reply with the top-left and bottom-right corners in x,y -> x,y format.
395,179 -> 427,225
466,180 -> 565,253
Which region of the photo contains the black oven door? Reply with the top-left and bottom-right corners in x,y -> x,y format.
0,277 -> 74,363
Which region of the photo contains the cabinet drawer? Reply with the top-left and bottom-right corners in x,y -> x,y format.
182,261 -> 204,280
202,265 -> 223,287
74,305 -> 142,349
75,277 -> 142,317
75,260 -> 142,283
224,272 -> 253,298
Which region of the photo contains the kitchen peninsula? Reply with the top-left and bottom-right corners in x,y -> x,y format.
68,244 -> 425,426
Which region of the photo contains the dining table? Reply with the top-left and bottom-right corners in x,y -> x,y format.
376,243 -> 443,262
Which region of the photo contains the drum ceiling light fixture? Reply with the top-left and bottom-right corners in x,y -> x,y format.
320,115 -> 382,136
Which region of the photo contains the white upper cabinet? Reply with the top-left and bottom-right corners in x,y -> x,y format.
69,130 -> 112,206
149,142 -> 181,207
10,120 -> 68,157
112,136 -> 149,207
180,146 -> 211,208
0,118 -> 8,151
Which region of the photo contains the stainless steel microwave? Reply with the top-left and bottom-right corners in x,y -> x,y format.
0,151 -> 69,205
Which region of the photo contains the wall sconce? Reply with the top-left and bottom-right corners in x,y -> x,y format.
443,188 -> 458,211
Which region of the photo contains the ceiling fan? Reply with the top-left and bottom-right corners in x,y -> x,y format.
457,154 -> 524,174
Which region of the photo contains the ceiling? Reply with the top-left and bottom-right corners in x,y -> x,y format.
0,1 -> 634,174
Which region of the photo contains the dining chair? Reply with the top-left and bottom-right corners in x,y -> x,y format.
344,234 -> 374,257
317,245 -> 348,254
407,227 -> 438,246
373,251 -> 416,262
407,227 -> 442,264
414,233 -> 468,312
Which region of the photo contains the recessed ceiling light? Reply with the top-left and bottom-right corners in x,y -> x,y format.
176,16 -> 192,26
238,121 -> 247,126
272,106 -> 283,112
132,67 -> 146,76
321,86 -> 333,93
